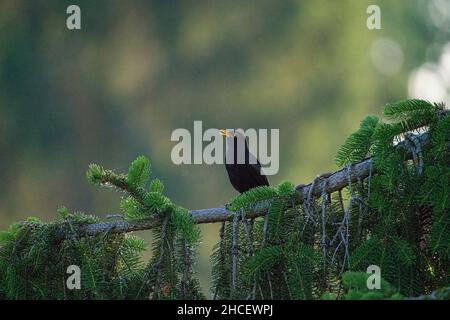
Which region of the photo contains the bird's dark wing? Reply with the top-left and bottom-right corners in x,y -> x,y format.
250,162 -> 269,186
225,162 -> 269,193
224,136 -> 270,193
245,146 -> 269,187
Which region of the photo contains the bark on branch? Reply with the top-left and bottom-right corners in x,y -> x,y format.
58,132 -> 429,240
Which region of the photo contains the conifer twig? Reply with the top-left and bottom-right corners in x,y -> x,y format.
231,213 -> 240,292
321,185 -> 327,268
213,221 -> 226,300
140,213 -> 170,299
180,240 -> 190,299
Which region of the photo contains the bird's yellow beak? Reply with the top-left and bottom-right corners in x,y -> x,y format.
219,129 -> 233,137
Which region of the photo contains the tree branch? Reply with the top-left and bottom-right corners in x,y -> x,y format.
56,132 -> 429,240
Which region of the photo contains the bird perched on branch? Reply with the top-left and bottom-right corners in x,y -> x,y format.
219,129 -> 269,193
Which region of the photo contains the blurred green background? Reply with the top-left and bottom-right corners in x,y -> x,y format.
1,0 -> 449,296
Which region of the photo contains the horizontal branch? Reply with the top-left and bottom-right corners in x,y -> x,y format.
60,132 -> 429,240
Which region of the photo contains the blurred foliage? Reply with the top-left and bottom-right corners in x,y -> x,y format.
0,0 -> 449,292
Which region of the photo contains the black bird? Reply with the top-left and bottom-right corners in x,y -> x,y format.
219,129 -> 269,193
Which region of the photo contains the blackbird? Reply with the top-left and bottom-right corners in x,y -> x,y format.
219,129 -> 269,193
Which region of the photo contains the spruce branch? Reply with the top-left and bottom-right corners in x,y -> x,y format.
5,101 -> 448,301
46,131 -> 430,241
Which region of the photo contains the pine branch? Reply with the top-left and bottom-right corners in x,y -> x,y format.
46,131 -> 429,241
